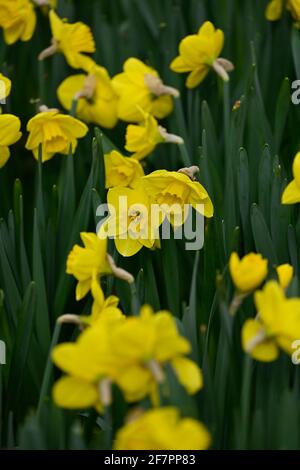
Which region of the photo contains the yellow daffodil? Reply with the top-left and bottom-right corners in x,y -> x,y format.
170,21 -> 234,88
52,312 -> 125,411
105,150 -> 144,189
282,152 -> 300,204
66,232 -> 111,301
112,57 -> 179,123
0,114 -> 22,168
276,264 -> 294,289
108,304 -> 203,403
114,407 -> 211,450
229,252 -> 268,293
142,167 -> 214,227
0,0 -> 36,45
52,305 -> 203,409
242,281 -> 300,362
265,0 -> 300,21
102,184 -> 159,257
38,10 -> 96,71
80,274 -> 123,327
125,111 -> 183,160
0,73 -> 11,103
52,306 -> 203,408
57,65 -> 118,129
25,107 -> 88,162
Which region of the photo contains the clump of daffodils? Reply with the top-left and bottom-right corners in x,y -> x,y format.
170,21 -> 234,88
242,281 -> 300,362
52,304 -> 203,408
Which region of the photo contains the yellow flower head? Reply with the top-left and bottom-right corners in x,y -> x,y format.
112,57 -> 179,123
229,252 -> 268,293
80,274 -> 123,327
114,407 -> 211,450
25,108 -> 88,162
125,111 -> 183,161
170,21 -> 234,88
142,168 -> 214,227
105,150 -> 144,189
0,114 -> 22,168
0,0 -> 36,45
0,73 -> 11,102
276,263 -> 294,289
52,305 -> 203,409
242,281 -> 300,362
57,65 -> 118,129
281,152 -> 300,204
103,184 -> 159,257
52,311 -> 125,411
66,232 -> 112,301
266,0 -> 300,21
39,10 -> 96,71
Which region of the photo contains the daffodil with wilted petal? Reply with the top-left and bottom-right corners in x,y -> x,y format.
114,407 -> 211,450
112,57 -> 179,122
53,304 -> 203,408
39,10 -> 95,71
57,65 -> 118,128
105,150 -> 144,189
66,232 -> 111,301
125,111 -> 183,160
242,281 -> 300,362
0,114 -> 22,168
170,21 -> 234,88
142,168 -> 213,227
282,152 -> 300,204
25,107 -> 88,161
265,0 -> 300,21
0,0 -> 36,45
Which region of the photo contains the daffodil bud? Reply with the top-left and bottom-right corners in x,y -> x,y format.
276,263 -> 294,289
229,252 -> 268,293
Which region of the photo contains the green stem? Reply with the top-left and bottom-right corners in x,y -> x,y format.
130,281 -> 140,316
70,98 -> 78,117
240,355 -> 253,449
37,323 -> 61,419
223,80 -> 231,161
